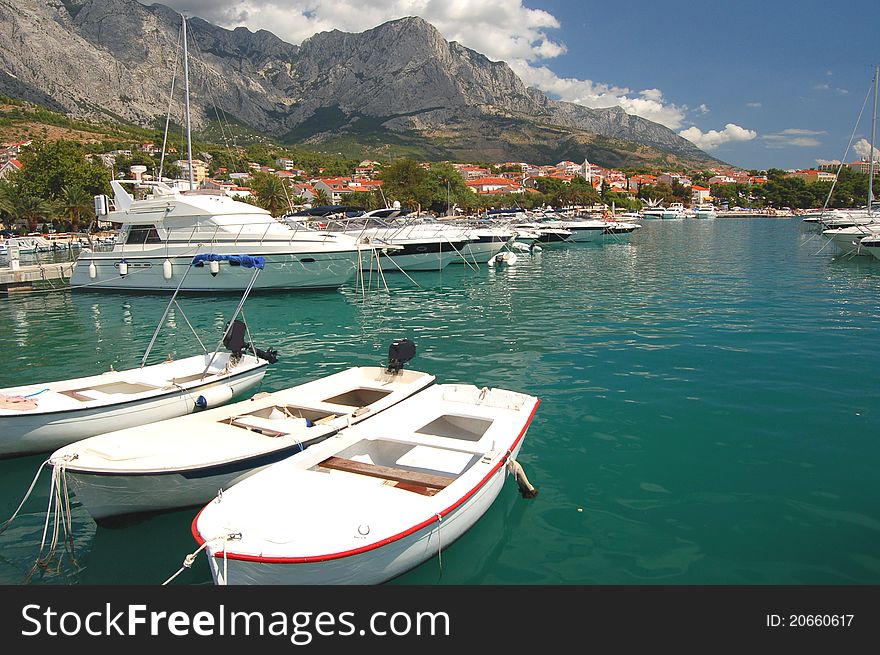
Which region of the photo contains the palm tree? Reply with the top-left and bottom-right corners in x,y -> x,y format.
250,172 -> 291,217
59,185 -> 93,233
0,182 -> 54,232
313,188 -> 331,207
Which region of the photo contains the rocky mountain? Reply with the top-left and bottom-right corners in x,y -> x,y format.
0,0 -> 721,167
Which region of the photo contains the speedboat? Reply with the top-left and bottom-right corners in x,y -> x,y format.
693,204 -> 718,219
48,340 -> 433,523
0,256 -> 274,457
68,181 -> 366,291
320,214 -> 476,272
513,222 -> 572,243
857,232 -> 880,260
191,382 -> 540,585
821,222 -> 879,256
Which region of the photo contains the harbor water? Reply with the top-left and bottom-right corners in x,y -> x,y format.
1,216 -> 878,586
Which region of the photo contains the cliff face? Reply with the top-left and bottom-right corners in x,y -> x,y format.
0,0 -> 720,167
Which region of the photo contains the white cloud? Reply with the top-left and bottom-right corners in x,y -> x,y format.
678,123 -> 757,150
813,83 -> 830,91
854,138 -> 880,161
746,102 -> 761,108
154,0 -> 700,129
816,159 -> 841,166
697,104 -> 710,114
762,130 -> 825,148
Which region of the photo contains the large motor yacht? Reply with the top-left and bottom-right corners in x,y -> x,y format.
69,181 -> 366,291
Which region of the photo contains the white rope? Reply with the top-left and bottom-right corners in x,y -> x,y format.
162,532 -> 241,585
436,513 -> 443,581
0,458 -> 51,535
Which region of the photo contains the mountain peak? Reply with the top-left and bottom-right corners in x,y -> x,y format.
0,4 -> 719,167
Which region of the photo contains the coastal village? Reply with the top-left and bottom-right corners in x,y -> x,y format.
1,136 -> 872,228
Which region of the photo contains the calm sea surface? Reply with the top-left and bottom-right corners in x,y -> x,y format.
1,217 -> 878,586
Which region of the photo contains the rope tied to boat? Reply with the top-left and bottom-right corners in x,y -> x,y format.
162,532 -> 241,586
435,513 -> 443,581
19,455 -> 82,579
507,457 -> 538,499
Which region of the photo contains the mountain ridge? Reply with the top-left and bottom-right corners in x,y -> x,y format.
0,0 -> 723,168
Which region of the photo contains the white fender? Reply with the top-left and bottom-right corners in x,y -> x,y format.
117,260 -> 128,276
88,261 -> 97,279
209,260 -> 220,276
195,385 -> 234,410
163,259 -> 173,279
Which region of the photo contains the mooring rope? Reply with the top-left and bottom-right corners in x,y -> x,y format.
435,513 -> 443,581
163,531 -> 242,586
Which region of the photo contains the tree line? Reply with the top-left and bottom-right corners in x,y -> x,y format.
1,140 -> 876,232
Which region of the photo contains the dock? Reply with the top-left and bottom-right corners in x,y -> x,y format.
0,261 -> 74,294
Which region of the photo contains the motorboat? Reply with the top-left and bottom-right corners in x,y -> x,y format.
48,340 -> 433,523
821,223 -> 880,256
512,222 -> 572,243
662,203 -> 688,219
334,215 -> 476,272
455,225 -> 514,264
693,204 -> 718,219
857,232 -> 880,260
639,206 -> 666,220
541,217 -> 607,242
0,257 -> 274,457
68,180 -> 366,291
191,382 -> 540,585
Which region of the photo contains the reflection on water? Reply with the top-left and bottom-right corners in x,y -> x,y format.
1,217 -> 879,585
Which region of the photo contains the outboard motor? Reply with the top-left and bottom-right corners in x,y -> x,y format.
223,319 -> 279,364
387,338 -> 416,374
223,319 -> 248,360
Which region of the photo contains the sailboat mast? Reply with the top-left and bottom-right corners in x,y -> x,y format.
182,14 -> 195,191
868,64 -> 878,215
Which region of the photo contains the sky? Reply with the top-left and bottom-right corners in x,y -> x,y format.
148,0 -> 880,171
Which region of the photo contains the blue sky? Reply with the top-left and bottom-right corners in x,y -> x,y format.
155,0 -> 880,170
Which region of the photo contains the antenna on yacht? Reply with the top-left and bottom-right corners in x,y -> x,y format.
182,13 -> 195,191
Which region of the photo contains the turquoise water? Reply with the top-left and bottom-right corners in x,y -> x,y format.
1,217 -> 878,586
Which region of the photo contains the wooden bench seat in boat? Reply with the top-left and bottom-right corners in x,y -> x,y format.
318,456 -> 455,492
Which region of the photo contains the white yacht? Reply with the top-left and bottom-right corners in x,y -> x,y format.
821,222 -> 880,256
663,203 -> 688,219
68,181 -> 365,291
693,203 -> 718,219
318,213 -> 477,272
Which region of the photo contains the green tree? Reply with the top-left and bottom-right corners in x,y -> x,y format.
16,139 -> 110,201
379,158 -> 433,212
58,185 -> 94,233
313,188 -> 331,206
249,172 -> 290,216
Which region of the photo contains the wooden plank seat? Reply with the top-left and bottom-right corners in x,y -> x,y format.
318,456 -> 455,491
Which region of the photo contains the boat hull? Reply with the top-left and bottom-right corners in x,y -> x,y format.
0,365 -> 266,457
205,459 -> 512,585
59,444 -> 306,522
69,249 -> 360,291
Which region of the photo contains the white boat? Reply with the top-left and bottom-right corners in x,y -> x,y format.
542,218 -> 606,242
48,343 -> 434,523
662,203 -> 688,219
456,225 -> 514,264
191,382 -> 540,585
513,222 -> 572,243
694,204 -> 718,219
68,180 -> 366,291
821,223 -> 880,256
639,206 -> 666,220
0,257 -> 274,457
857,232 -> 880,260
